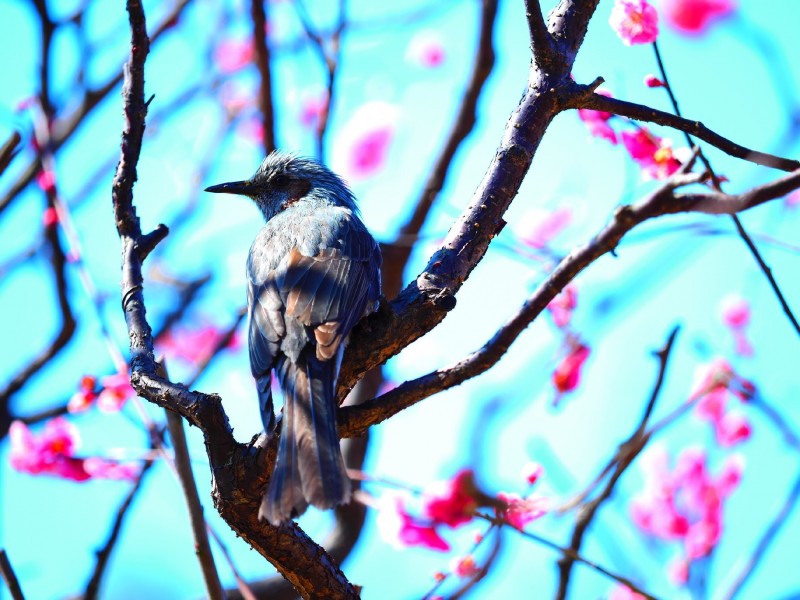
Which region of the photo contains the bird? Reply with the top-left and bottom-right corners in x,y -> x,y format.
205,151 -> 382,525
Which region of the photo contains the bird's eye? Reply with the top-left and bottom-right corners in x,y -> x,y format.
272,174 -> 290,188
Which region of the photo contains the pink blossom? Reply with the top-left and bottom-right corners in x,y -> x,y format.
42,207 -> 59,228
36,169 -> 56,194
422,469 -> 477,528
83,457 -> 139,481
406,31 -> 446,68
547,285 -> 578,329
68,375 -> 99,413
9,418 -> 90,482
157,325 -> 240,365
335,102 -> 398,181
521,207 -> 573,250
644,74 -> 665,88
496,492 -> 548,529
298,92 -> 329,129
97,371 -> 136,413
552,343 -> 590,397
620,128 -> 682,180
720,295 -> 750,329
660,0 -> 735,34
449,555 -> 479,578
717,454 -> 744,497
609,0 -> 659,45
716,410 -> 751,447
214,38 -> 255,73
522,461 -> 543,486
667,557 -> 690,585
609,584 -> 647,600
578,88 -> 617,144
786,191 -> 800,209
377,493 -> 450,551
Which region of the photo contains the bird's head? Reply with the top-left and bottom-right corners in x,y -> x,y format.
205,151 -> 357,221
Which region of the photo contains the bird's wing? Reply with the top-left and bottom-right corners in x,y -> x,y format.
248,214 -> 381,375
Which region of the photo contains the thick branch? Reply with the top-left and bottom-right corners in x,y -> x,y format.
338,162 -> 800,436
250,0 -> 276,155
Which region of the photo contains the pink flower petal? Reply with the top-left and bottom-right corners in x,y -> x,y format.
610,0 -> 659,45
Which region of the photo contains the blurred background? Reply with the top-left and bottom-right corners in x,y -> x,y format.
1,0 -> 799,598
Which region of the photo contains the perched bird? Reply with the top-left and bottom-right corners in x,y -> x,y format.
205,151 -> 382,525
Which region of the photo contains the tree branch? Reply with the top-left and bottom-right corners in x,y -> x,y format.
0,131 -> 21,176
250,0 -> 276,155
0,550 -> 25,600
555,328 -> 679,599
578,90 -> 800,172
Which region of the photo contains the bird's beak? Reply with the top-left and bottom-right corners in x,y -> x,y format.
204,180 -> 253,195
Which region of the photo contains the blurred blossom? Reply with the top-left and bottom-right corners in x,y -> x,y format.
667,557 -> 690,584
720,294 -> 753,357
691,358 -> 754,445
609,0 -> 659,45
298,91 -> 329,129
36,169 -> 56,194
406,31 -> 446,68
220,82 -> 253,116
213,38 -> 255,73
157,324 -> 240,365
68,375 -> 99,413
522,461 -> 543,485
786,190 -> 800,209
422,469 -> 478,528
578,88 -> 617,143
520,207 -> 573,250
620,128 -> 682,180
97,371 -> 136,413
334,102 -> 398,181
42,206 -> 59,228
631,446 -> 742,568
377,492 -> 450,551
449,555 -> 479,578
660,0 -> 735,34
609,584 -> 647,600
644,74 -> 665,87
552,342 -> 590,399
496,492 -> 548,529
547,285 -> 578,329
10,419 -> 135,483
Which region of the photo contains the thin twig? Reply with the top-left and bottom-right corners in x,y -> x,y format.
0,550 -> 25,600
165,409 -> 226,600
722,469 -> 800,600
83,459 -> 155,600
555,327 -> 679,599
0,131 -> 21,176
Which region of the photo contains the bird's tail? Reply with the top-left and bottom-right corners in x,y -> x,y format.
259,351 -> 350,525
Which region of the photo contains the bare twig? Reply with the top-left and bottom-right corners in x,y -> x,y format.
577,90 -> 799,173
476,513 -> 659,600
165,408 -> 225,600
722,469 -> 800,600
555,328 -> 679,599
0,131 -> 21,176
0,550 -> 25,600
83,460 -> 155,600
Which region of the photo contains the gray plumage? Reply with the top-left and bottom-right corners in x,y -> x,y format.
205,151 -> 382,525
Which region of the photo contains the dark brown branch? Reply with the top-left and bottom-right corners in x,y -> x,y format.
250,0 -> 276,155
166,409 -> 225,600
0,550 -> 25,600
112,3 -> 358,597
338,158 -> 800,437
578,91 -> 800,172
0,131 -> 21,176
382,0 -> 498,298
722,469 -> 800,600
83,460 -> 155,600
555,328 -> 679,599
524,0 -> 556,67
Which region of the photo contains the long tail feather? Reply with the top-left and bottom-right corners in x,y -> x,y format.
259,350 -> 350,525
